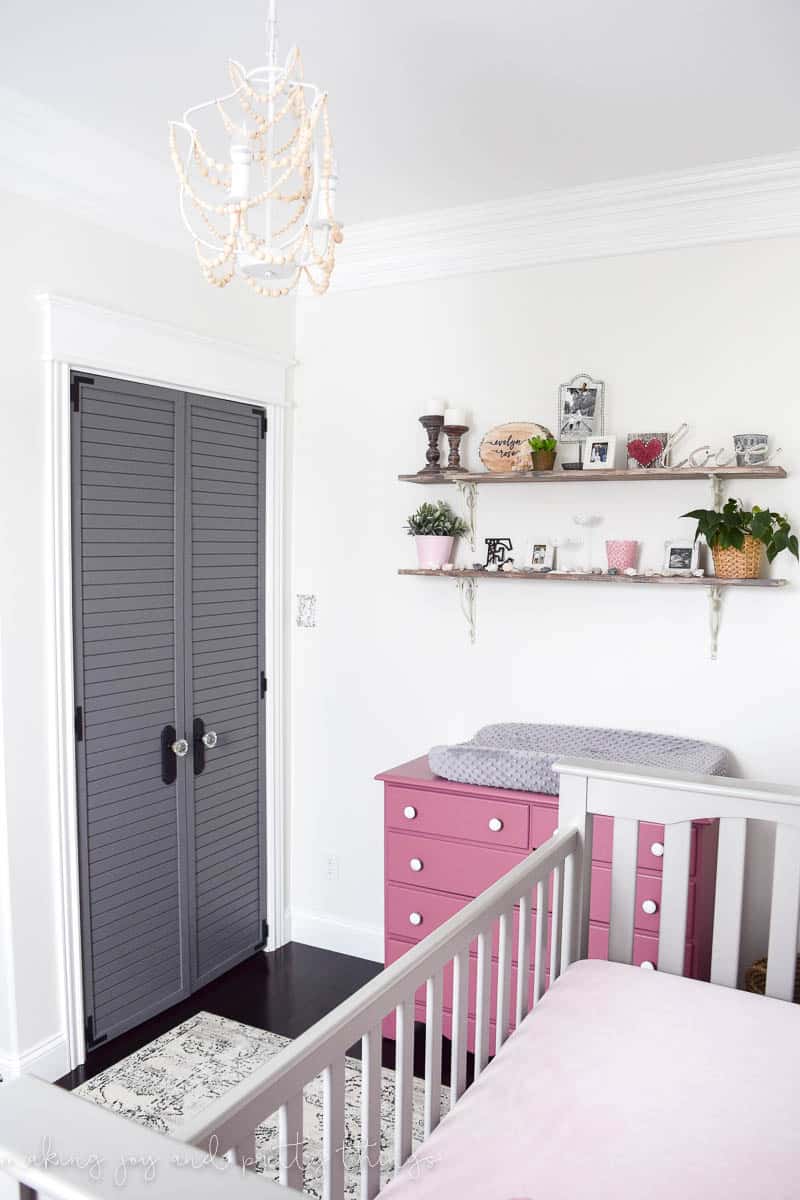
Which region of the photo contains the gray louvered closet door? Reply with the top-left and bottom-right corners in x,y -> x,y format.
72,376 -> 266,1048
184,396 -> 267,986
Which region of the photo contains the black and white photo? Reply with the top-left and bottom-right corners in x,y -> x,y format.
557,373 -> 605,442
530,542 -> 555,570
663,539 -> 700,574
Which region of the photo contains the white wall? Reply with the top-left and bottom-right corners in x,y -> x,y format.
0,189 -> 295,1078
291,237 -> 800,966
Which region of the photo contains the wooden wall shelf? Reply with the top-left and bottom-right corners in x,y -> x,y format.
399,568 -> 786,588
399,462 -> 789,657
399,465 -> 787,485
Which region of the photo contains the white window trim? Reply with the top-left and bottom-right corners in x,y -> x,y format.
39,293 -> 293,1071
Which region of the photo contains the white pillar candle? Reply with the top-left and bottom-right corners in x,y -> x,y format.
425,397 -> 446,415
443,407 -> 467,426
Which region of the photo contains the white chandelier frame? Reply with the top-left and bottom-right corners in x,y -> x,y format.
169,0 -> 342,298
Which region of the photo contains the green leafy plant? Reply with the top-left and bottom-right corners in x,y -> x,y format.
405,500 -> 469,537
683,498 -> 799,563
528,435 -> 558,453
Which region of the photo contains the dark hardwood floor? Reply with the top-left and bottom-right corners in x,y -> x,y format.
57,942 -> 469,1091
57,942 -> 382,1090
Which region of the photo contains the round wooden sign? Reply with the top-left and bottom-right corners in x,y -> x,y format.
479,421 -> 554,472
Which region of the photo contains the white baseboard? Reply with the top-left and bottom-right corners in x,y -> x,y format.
0,1032 -> 70,1083
291,909 -> 383,963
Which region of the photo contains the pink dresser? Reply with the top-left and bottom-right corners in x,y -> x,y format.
377,756 -> 717,1054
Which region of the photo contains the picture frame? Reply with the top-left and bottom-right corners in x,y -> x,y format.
557,373 -> 605,444
663,540 -> 699,574
583,434 -> 617,470
530,542 -> 555,570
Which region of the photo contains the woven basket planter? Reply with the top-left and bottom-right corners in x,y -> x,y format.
711,534 -> 763,579
745,956 -> 800,1003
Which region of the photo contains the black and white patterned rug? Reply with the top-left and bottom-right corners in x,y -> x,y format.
76,1011 -> 448,1197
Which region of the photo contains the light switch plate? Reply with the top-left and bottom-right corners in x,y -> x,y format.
296,594 -> 317,627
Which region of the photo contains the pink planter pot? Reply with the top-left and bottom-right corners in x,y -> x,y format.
415,535 -> 454,569
606,540 -> 639,571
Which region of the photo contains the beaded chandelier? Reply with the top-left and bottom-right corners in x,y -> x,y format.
169,0 -> 342,298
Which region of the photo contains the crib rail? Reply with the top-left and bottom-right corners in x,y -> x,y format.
0,1073 -> 279,1200
557,757 -> 800,1001
177,826 -> 580,1198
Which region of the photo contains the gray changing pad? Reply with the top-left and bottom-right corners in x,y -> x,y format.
428,723 -> 733,796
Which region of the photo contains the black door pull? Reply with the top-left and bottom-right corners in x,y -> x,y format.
161,725 -> 177,784
193,717 -> 206,775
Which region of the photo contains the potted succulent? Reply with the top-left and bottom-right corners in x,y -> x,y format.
528,435 -> 558,471
405,500 -> 468,568
683,499 -> 798,578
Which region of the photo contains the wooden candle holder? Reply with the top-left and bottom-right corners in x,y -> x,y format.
417,415 -> 444,474
443,424 -> 469,472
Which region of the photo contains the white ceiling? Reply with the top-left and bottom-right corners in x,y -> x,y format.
4,0 -> 800,224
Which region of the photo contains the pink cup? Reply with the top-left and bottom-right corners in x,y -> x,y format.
606,540 -> 639,571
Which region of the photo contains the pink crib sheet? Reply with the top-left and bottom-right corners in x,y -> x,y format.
382,959 -> 800,1200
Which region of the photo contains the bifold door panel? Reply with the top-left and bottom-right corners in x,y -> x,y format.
72,375 -> 266,1046
186,397 -> 266,985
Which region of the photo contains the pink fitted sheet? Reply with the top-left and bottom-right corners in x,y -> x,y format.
382,959 -> 800,1200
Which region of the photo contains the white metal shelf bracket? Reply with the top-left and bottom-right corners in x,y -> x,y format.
456,481 -> 478,553
457,577 -> 478,644
708,585 -> 723,660
710,474 -> 725,511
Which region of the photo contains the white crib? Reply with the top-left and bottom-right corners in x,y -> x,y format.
2,756 -> 800,1200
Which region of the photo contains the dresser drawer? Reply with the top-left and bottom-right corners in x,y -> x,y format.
589,865 -> 696,935
588,923 -> 695,975
386,786 -> 529,849
592,815 -> 698,874
386,831 -> 527,896
532,807 -> 698,875
387,883 -> 531,961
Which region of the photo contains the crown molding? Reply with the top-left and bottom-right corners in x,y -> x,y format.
333,152 -> 800,292
2,86 -> 799,294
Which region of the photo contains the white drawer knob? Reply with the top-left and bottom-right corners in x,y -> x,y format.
403,805 -> 417,820
640,960 -> 656,970
488,817 -> 504,832
409,911 -> 423,926
409,857 -> 423,872
641,899 -> 658,916
650,841 -> 664,858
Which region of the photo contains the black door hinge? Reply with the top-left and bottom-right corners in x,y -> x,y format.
252,407 -> 267,438
255,919 -> 269,950
75,705 -> 84,742
85,1014 -> 107,1050
71,373 -> 95,413
260,671 -> 267,699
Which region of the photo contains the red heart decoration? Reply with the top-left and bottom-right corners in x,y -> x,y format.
628,437 -> 663,467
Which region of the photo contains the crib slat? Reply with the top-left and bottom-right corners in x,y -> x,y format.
560,851 -> 576,976
279,1092 -> 304,1190
474,930 -> 492,1075
710,817 -> 747,988
549,865 -> 563,981
609,817 -> 638,964
766,824 -> 800,1001
394,1000 -> 414,1170
232,1132 -> 257,1169
533,881 -> 547,1003
658,821 -> 692,976
450,950 -> 469,1107
323,1059 -> 345,1200
424,972 -> 443,1136
496,911 -> 512,1049
360,1026 -> 381,1200
516,896 -> 531,1024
